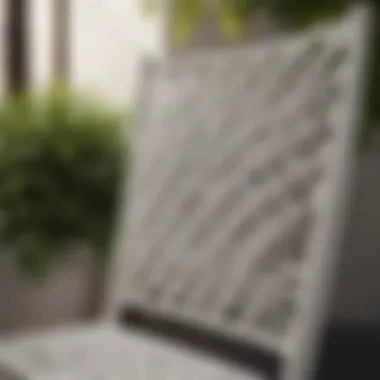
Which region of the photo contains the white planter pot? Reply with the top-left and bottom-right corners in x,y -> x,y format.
0,247 -> 105,334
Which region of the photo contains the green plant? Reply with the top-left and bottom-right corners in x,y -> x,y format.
142,0 -> 380,147
0,85 -> 129,277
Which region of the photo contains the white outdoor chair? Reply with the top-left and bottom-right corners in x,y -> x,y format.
0,5 -> 372,380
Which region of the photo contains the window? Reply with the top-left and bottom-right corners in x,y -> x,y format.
6,0 -> 69,93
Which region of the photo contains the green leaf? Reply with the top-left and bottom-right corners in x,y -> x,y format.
219,0 -> 248,38
171,0 -> 205,44
141,0 -> 158,16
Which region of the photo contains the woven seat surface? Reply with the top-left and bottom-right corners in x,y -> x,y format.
0,324 -> 262,380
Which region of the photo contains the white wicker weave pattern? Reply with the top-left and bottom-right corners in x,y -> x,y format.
108,6 -> 370,357
0,324 -> 259,380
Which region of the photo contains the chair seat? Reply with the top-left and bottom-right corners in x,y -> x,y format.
0,324 -> 263,380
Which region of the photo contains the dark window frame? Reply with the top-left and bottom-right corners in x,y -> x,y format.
7,0 -> 27,92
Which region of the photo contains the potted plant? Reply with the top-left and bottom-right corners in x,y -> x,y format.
0,85 -> 128,332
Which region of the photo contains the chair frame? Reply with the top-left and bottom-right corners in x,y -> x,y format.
104,5 -> 373,380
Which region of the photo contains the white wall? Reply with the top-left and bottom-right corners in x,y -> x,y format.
69,0 -> 166,106
27,0 -> 55,91
27,0 -> 166,105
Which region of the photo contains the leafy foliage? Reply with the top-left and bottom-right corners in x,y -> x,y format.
0,86 -> 128,277
142,0 -> 380,146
